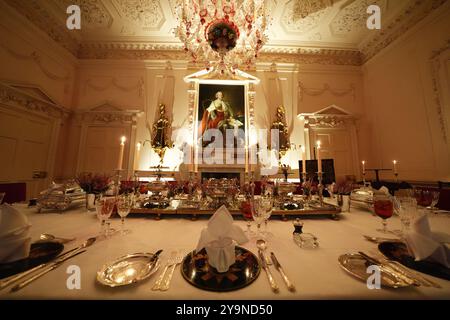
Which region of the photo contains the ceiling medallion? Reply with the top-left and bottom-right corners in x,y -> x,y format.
173,0 -> 269,72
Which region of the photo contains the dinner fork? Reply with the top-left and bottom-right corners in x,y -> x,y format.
152,252 -> 176,291
160,253 -> 184,291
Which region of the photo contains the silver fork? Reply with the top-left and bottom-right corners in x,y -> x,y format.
152,252 -> 176,291
160,253 -> 183,291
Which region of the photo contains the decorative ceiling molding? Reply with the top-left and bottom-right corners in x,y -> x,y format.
3,0 -> 448,67
281,0 -> 333,34
0,82 -> 70,119
4,0 -> 80,57
111,0 -> 165,30
330,0 -> 386,36
54,0 -> 113,30
430,39 -> 450,144
360,0 -> 449,63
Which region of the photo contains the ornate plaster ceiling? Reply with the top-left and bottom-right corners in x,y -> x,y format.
3,0 -> 448,65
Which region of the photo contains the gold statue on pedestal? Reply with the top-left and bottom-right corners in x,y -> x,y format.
271,106 -> 290,156
152,103 -> 171,158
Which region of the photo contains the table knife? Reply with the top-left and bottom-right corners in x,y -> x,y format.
270,252 -> 296,292
258,250 -> 279,293
0,246 -> 80,290
358,251 -> 420,286
10,249 -> 86,292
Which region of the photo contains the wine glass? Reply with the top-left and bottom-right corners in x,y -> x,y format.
260,197 -> 274,239
116,194 -> 134,235
427,190 -> 440,214
395,196 -> 417,237
95,196 -> 115,239
373,194 -> 394,234
252,198 -> 267,239
240,199 -> 254,236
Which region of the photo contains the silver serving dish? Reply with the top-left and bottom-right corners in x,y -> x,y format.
97,252 -> 160,287
350,186 -> 384,212
338,253 -> 411,288
37,181 -> 86,212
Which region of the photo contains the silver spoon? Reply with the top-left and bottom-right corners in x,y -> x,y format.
256,239 -> 272,265
39,233 -> 76,243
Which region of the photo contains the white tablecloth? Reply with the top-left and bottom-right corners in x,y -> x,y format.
1,204 -> 449,300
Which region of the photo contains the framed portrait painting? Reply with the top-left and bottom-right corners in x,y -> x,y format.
196,83 -> 247,149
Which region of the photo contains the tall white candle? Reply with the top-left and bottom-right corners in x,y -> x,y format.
317,141 -> 322,173
393,160 -> 398,174
301,145 -> 306,174
362,160 -> 366,174
245,145 -> 249,173
134,142 -> 141,171
117,136 -> 126,170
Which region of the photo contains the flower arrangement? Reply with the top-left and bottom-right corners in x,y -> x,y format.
333,178 -> 354,195
206,20 -> 239,53
119,180 -> 139,195
76,172 -> 111,194
302,179 -> 318,195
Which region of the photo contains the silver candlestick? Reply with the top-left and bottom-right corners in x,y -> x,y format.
317,171 -> 324,207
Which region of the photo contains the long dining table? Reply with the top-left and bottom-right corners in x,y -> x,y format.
1,203 -> 449,300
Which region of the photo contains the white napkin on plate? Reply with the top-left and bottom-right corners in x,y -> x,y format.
196,205 -> 248,272
404,214 -> 450,268
0,204 -> 32,263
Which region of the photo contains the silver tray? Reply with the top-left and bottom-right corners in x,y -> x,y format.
338,253 -> 412,288
96,252 -> 160,287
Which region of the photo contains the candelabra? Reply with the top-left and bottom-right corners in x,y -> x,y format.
249,172 -> 256,199
301,172 -> 307,184
317,172 -> 324,207
115,169 -> 124,197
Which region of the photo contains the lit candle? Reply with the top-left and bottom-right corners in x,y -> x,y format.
134,142 -> 141,171
393,160 -> 398,174
301,145 -> 306,174
316,141 -> 322,173
117,136 -> 126,170
362,160 -> 366,175
245,145 -> 249,173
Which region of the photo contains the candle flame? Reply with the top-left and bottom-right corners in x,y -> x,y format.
301,145 -> 305,153
362,160 -> 365,164
136,142 -> 141,150
120,136 -> 126,144
393,160 -> 397,164
316,141 -> 321,148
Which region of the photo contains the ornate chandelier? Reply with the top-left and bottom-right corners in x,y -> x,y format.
174,0 -> 269,70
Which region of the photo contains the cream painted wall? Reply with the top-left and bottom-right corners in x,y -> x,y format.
363,2 -> 450,182
1,0 -> 449,193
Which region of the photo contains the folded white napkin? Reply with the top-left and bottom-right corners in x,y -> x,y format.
196,205 -> 248,272
404,214 -> 450,268
0,204 -> 32,263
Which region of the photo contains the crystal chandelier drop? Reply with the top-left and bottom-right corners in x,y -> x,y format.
174,0 -> 269,70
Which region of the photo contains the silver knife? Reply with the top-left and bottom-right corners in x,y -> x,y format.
358,251 -> 420,286
149,250 -> 163,269
10,249 -> 87,292
270,252 -> 296,292
258,250 -> 279,293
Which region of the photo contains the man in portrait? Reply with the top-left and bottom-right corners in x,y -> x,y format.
198,91 -> 243,145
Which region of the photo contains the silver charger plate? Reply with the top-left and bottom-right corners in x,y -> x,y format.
338,253 -> 412,288
96,252 -> 160,287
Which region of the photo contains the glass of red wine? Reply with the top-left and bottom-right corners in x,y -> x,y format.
374,194 -> 394,233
